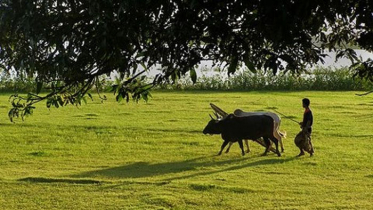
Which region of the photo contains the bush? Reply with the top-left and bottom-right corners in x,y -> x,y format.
156,66 -> 373,91
0,71 -> 36,92
1,66 -> 372,92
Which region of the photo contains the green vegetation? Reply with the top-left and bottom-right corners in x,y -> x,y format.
0,91 -> 373,209
160,67 -> 373,91
2,0 -> 373,109
2,67 -> 372,93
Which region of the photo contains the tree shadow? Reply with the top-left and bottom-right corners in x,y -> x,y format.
71,156 -> 296,181
49,123 -> 202,135
18,177 -> 103,185
164,157 -> 296,181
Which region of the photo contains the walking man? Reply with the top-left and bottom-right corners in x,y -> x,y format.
295,98 -> 314,157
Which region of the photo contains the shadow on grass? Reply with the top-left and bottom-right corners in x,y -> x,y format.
163,157 -> 296,182
71,156 -> 296,181
18,177 -> 103,185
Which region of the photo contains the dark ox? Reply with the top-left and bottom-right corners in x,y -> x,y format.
203,114 -> 281,157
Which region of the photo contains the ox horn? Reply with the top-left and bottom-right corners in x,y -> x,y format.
209,114 -> 215,120
210,103 -> 228,118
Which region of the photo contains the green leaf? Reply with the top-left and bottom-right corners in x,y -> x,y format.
82,97 -> 87,105
228,57 -> 238,75
111,85 -> 119,94
57,96 -> 64,106
132,63 -> 138,75
116,94 -> 123,103
140,62 -> 148,71
36,82 -> 43,94
87,93 -> 93,101
54,99 -> 59,108
46,99 -> 52,109
125,93 -> 130,103
190,69 -> 197,83
244,57 -> 256,73
171,72 -> 178,83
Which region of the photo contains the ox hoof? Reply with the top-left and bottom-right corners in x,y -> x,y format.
261,153 -> 268,156
297,152 -> 305,157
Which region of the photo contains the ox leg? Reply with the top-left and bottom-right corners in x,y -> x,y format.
225,142 -> 233,153
309,139 -> 314,157
280,139 -> 284,153
262,137 -> 271,156
238,140 -> 245,156
270,137 -> 281,157
297,149 -> 305,157
218,141 -> 230,156
244,140 -> 250,153
276,132 -> 285,153
308,136 -> 314,157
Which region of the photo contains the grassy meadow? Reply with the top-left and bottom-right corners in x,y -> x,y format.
0,90 -> 373,209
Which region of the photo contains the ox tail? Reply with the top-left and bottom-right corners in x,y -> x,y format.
278,130 -> 286,153
279,131 -> 287,139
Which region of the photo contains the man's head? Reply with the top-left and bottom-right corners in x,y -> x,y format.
302,98 -> 310,108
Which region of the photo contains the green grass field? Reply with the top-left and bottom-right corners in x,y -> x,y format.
0,91 -> 373,209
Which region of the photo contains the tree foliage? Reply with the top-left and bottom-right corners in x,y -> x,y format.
1,0 -> 373,120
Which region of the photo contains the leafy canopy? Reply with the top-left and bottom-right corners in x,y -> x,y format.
0,0 -> 373,121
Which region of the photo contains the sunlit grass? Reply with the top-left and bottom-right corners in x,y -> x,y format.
0,91 -> 373,209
